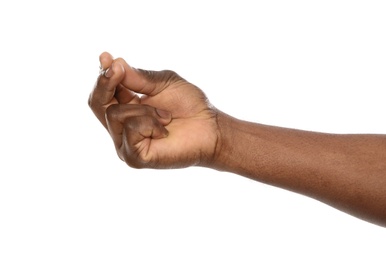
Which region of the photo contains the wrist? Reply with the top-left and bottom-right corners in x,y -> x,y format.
210,111 -> 239,172
210,111 -> 268,181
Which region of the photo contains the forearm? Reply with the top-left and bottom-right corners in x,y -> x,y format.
213,112 -> 386,227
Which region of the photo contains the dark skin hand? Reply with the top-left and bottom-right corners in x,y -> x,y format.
89,52 -> 386,227
89,52 -> 219,169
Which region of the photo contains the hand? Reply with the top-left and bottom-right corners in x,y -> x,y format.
89,52 -> 220,169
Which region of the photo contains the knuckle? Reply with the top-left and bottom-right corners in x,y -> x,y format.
88,89 -> 98,109
88,93 -> 99,111
161,70 -> 182,83
137,69 -> 156,82
161,69 -> 178,77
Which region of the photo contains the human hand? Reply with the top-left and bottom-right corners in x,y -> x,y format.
89,52 -> 219,169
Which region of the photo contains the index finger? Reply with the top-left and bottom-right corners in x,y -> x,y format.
88,57 -> 125,129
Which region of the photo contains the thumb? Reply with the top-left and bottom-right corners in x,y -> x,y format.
114,58 -> 182,96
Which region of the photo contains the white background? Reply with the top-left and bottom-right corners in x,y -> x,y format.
0,0 -> 385,259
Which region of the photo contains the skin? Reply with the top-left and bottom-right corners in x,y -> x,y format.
89,52 -> 386,227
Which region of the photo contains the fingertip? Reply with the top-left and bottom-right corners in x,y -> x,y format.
99,51 -> 114,70
113,58 -> 150,93
99,51 -> 113,60
110,60 -> 125,78
103,59 -> 125,78
113,58 -> 130,73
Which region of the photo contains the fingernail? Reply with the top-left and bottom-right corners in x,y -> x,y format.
105,66 -> 113,78
156,108 -> 172,119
